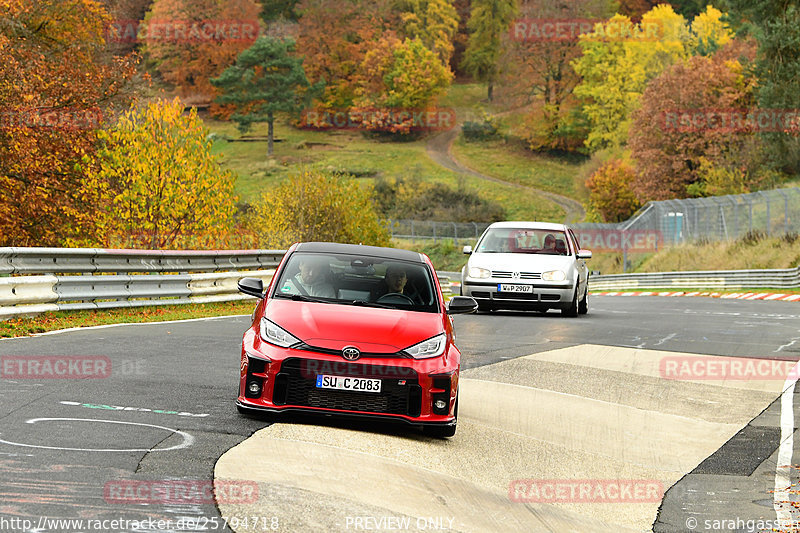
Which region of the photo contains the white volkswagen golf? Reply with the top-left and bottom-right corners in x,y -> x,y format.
460,221 -> 592,316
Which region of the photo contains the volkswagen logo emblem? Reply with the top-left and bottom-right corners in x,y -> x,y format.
512,271 -> 521,279
342,346 -> 361,361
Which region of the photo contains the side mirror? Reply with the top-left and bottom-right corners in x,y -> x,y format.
238,277 -> 264,298
447,296 -> 478,315
462,245 -> 473,255
577,249 -> 592,260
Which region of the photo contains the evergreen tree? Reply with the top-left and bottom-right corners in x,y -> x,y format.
211,37 -> 321,156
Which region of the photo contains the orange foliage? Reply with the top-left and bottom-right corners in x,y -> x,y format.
142,0 -> 262,104
0,0 -> 137,246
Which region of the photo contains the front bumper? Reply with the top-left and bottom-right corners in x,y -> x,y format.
238,335 -> 458,425
461,280 -> 574,309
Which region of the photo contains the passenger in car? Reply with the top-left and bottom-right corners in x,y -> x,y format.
281,256 -> 336,298
373,264 -> 421,303
555,239 -> 568,255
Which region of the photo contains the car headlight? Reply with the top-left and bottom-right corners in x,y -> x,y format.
468,267 -> 490,279
403,333 -> 446,359
260,318 -> 301,348
542,270 -> 566,281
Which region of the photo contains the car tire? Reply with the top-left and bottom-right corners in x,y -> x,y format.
578,289 -> 588,315
476,301 -> 492,313
423,397 -> 457,438
561,288 -> 579,317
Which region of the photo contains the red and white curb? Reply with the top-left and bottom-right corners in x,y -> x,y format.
591,291 -> 800,301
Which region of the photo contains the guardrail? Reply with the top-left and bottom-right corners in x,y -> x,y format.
0,248 -> 286,275
588,266 -> 800,291
0,248 -> 457,319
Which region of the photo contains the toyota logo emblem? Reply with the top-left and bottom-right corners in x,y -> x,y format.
342,346 -> 361,361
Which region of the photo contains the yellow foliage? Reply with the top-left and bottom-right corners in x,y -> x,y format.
691,6 -> 733,52
247,170 -> 391,248
93,98 -> 236,249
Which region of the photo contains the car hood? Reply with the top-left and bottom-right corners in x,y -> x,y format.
469,252 -> 574,272
264,298 -> 443,353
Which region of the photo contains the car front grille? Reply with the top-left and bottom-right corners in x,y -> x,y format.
491,270 -> 542,279
273,358 -> 422,416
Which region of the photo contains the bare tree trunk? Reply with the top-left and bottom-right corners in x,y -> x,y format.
267,110 -> 274,156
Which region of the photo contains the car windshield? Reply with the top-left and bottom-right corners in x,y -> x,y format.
272,252 -> 439,313
476,228 -> 570,255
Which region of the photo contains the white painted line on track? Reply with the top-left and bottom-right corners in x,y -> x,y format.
774,359 -> 800,528
0,314 -> 250,340
0,418 -> 194,452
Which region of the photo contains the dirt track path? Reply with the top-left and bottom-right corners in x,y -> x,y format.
425,125 -> 586,223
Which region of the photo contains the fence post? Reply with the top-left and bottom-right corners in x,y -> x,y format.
411,220 -> 415,244
452,223 -> 457,245
779,189 -> 789,234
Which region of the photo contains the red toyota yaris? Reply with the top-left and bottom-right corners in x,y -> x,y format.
236,242 -> 478,437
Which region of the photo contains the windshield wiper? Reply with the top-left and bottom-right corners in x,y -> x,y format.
274,293 -> 331,304
350,300 -> 394,309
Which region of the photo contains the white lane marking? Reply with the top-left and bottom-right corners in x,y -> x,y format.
774,360 -> 800,528
775,338 -> 800,353
0,314 -> 250,340
654,333 -> 677,346
0,418 -> 194,452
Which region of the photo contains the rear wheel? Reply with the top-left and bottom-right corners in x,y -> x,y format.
561,288 -> 579,317
578,289 -> 588,315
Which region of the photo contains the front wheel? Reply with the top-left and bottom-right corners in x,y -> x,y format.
561,288 -> 579,317
578,288 -> 588,315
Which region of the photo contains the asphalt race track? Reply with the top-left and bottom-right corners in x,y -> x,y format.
2,296 -> 800,532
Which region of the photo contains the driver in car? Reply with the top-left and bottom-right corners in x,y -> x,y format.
281,256 -> 336,298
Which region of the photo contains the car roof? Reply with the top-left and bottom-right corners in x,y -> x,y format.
294,242 -> 426,263
486,221 -> 569,231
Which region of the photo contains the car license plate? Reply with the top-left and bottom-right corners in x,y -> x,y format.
316,375 -> 382,393
497,284 -> 533,293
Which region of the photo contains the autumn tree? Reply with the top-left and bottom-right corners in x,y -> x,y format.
572,5 -> 690,152
628,46 -> 758,202
247,169 -> 391,248
496,0 -> 613,151
93,99 -> 236,249
356,37 -> 452,110
212,37 -> 319,156
396,0 -> 460,66
689,5 -> 733,55
295,0 -> 398,110
461,0 -> 518,101
585,159 -> 641,222
141,0 -> 261,104
0,0 -> 136,246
